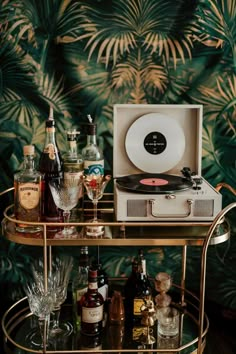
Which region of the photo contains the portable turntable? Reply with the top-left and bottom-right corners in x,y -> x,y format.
113,104 -> 222,222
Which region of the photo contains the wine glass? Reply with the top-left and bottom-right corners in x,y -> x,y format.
83,175 -> 111,237
32,256 -> 74,337
24,282 -> 54,349
49,179 -> 83,238
154,272 -> 172,308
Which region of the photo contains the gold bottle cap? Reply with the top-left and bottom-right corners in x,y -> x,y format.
23,145 -> 35,156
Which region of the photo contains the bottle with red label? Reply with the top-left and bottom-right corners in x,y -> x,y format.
81,268 -> 104,336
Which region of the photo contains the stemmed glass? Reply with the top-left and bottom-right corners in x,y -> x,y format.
32,255 -> 74,337
83,175 -> 111,237
49,179 -> 83,238
24,282 -> 54,349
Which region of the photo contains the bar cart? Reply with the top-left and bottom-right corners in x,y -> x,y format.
1,187 -> 235,354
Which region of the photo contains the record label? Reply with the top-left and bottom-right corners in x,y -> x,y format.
125,113 -> 186,173
140,178 -> 168,186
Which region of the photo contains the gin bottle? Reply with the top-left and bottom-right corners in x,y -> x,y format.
39,106 -> 63,224
82,115 -> 104,176
14,145 -> 42,233
63,129 -> 84,183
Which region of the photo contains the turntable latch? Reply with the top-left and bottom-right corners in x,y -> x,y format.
149,199 -> 193,218
165,194 -> 176,200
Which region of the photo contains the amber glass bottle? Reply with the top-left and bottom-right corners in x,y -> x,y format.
81,269 -> 104,336
39,107 -> 63,227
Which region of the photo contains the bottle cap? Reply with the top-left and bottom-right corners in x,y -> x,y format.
23,145 -> 35,156
87,123 -> 96,135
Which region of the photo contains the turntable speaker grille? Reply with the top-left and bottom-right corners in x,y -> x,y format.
194,200 -> 214,217
127,200 -> 147,217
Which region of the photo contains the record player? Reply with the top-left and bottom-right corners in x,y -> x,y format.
113,104 -> 222,222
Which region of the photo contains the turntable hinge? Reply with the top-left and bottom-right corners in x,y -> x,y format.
149,199 -> 193,218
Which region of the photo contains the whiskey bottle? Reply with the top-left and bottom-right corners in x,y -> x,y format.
82,115 -> 104,176
72,246 -> 90,331
63,129 -> 84,183
38,106 -> 63,225
14,145 -> 42,233
81,269 -> 104,336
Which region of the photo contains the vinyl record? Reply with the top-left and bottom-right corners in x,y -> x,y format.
116,173 -> 193,194
125,113 -> 186,173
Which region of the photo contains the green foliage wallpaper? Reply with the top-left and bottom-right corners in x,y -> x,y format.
0,0 -> 236,321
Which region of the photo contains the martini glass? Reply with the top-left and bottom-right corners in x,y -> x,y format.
83,175 -> 111,237
49,179 -> 83,238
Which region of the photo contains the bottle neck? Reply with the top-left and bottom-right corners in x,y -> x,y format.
68,139 -> 78,156
87,134 -> 97,146
44,127 -> 57,147
23,155 -> 35,171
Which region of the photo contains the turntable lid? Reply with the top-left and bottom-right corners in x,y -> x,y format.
113,104 -> 203,177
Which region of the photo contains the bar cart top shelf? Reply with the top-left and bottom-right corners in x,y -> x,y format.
2,192 -> 230,247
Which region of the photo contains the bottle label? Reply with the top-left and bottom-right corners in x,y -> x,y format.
82,304 -> 104,323
133,298 -> 145,316
43,143 -> 57,160
18,183 -> 40,209
84,160 -> 104,175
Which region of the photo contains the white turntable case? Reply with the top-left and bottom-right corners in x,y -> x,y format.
113,104 -> 222,222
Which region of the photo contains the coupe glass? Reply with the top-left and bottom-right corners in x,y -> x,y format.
49,179 -> 83,238
83,175 -> 111,237
24,282 -> 54,349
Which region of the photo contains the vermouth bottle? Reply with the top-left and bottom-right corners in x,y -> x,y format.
39,106 -> 63,225
81,269 -> 104,336
14,145 -> 42,233
82,115 -> 104,176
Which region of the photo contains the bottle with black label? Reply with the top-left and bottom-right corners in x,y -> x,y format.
14,145 -> 42,233
82,115 -> 104,176
81,269 -> 104,336
38,106 -> 63,227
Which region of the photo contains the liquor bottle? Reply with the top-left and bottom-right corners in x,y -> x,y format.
38,106 -> 63,226
124,259 -> 139,324
82,115 -> 104,176
14,145 -> 42,233
91,261 -> 109,327
91,261 -> 109,303
72,246 -> 90,331
81,268 -> 104,336
63,129 -> 84,183
124,250 -> 153,324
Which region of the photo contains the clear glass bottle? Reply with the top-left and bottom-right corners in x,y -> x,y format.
63,129 -> 84,183
72,246 -> 90,331
38,106 -> 63,225
14,145 -> 42,233
82,115 -> 104,176
81,269 -> 104,336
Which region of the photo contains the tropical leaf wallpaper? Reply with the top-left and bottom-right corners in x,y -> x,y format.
0,0 -> 236,333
